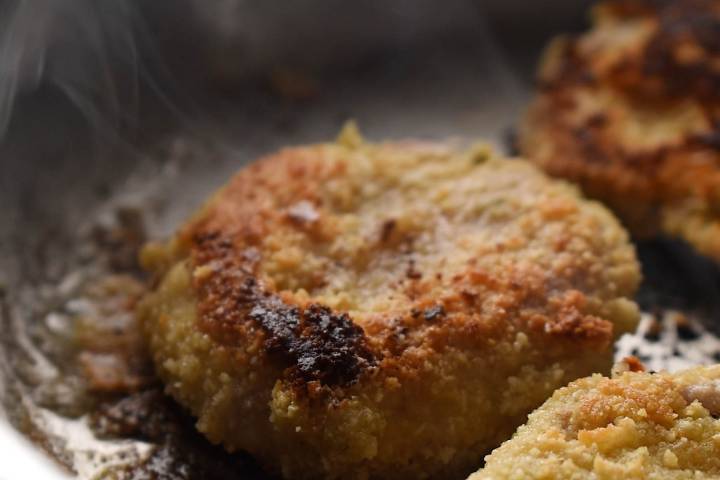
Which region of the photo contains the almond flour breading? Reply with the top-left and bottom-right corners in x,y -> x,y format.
139,128 -> 640,479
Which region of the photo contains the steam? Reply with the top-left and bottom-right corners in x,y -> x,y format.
0,0 -> 141,137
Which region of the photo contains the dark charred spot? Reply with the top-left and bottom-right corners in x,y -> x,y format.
423,305 -> 445,322
192,233 -> 375,389
250,302 -> 376,387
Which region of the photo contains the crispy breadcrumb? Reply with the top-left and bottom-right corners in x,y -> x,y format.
472,361 -> 720,480
139,129 -> 640,479
520,0 -> 720,259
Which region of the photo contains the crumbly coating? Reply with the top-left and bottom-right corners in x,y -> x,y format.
520,0 -> 720,259
138,127 -> 640,479
472,362 -> 720,480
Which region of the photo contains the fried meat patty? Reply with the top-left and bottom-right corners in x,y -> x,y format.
471,361 -> 720,480
138,127 -> 640,479
520,0 -> 720,259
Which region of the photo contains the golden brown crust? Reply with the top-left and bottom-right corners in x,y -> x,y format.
521,0 -> 720,257
177,139 -> 638,393
139,132 -> 640,479
191,233 -> 376,389
183,141 -> 630,395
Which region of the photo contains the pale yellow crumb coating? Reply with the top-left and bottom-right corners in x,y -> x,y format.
139,129 -> 640,479
472,364 -> 720,480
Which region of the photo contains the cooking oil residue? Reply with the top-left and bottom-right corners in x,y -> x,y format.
2,202 -> 268,479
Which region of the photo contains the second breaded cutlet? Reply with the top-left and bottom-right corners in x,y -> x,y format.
520,0 -> 720,260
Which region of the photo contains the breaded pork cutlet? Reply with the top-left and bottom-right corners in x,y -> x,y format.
138,126 -> 640,479
520,0 -> 720,260
471,360 -> 720,480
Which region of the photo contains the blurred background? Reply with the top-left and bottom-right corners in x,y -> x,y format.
1,0 -> 589,241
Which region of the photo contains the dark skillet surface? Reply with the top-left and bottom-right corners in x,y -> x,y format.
4,2 -> 720,478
